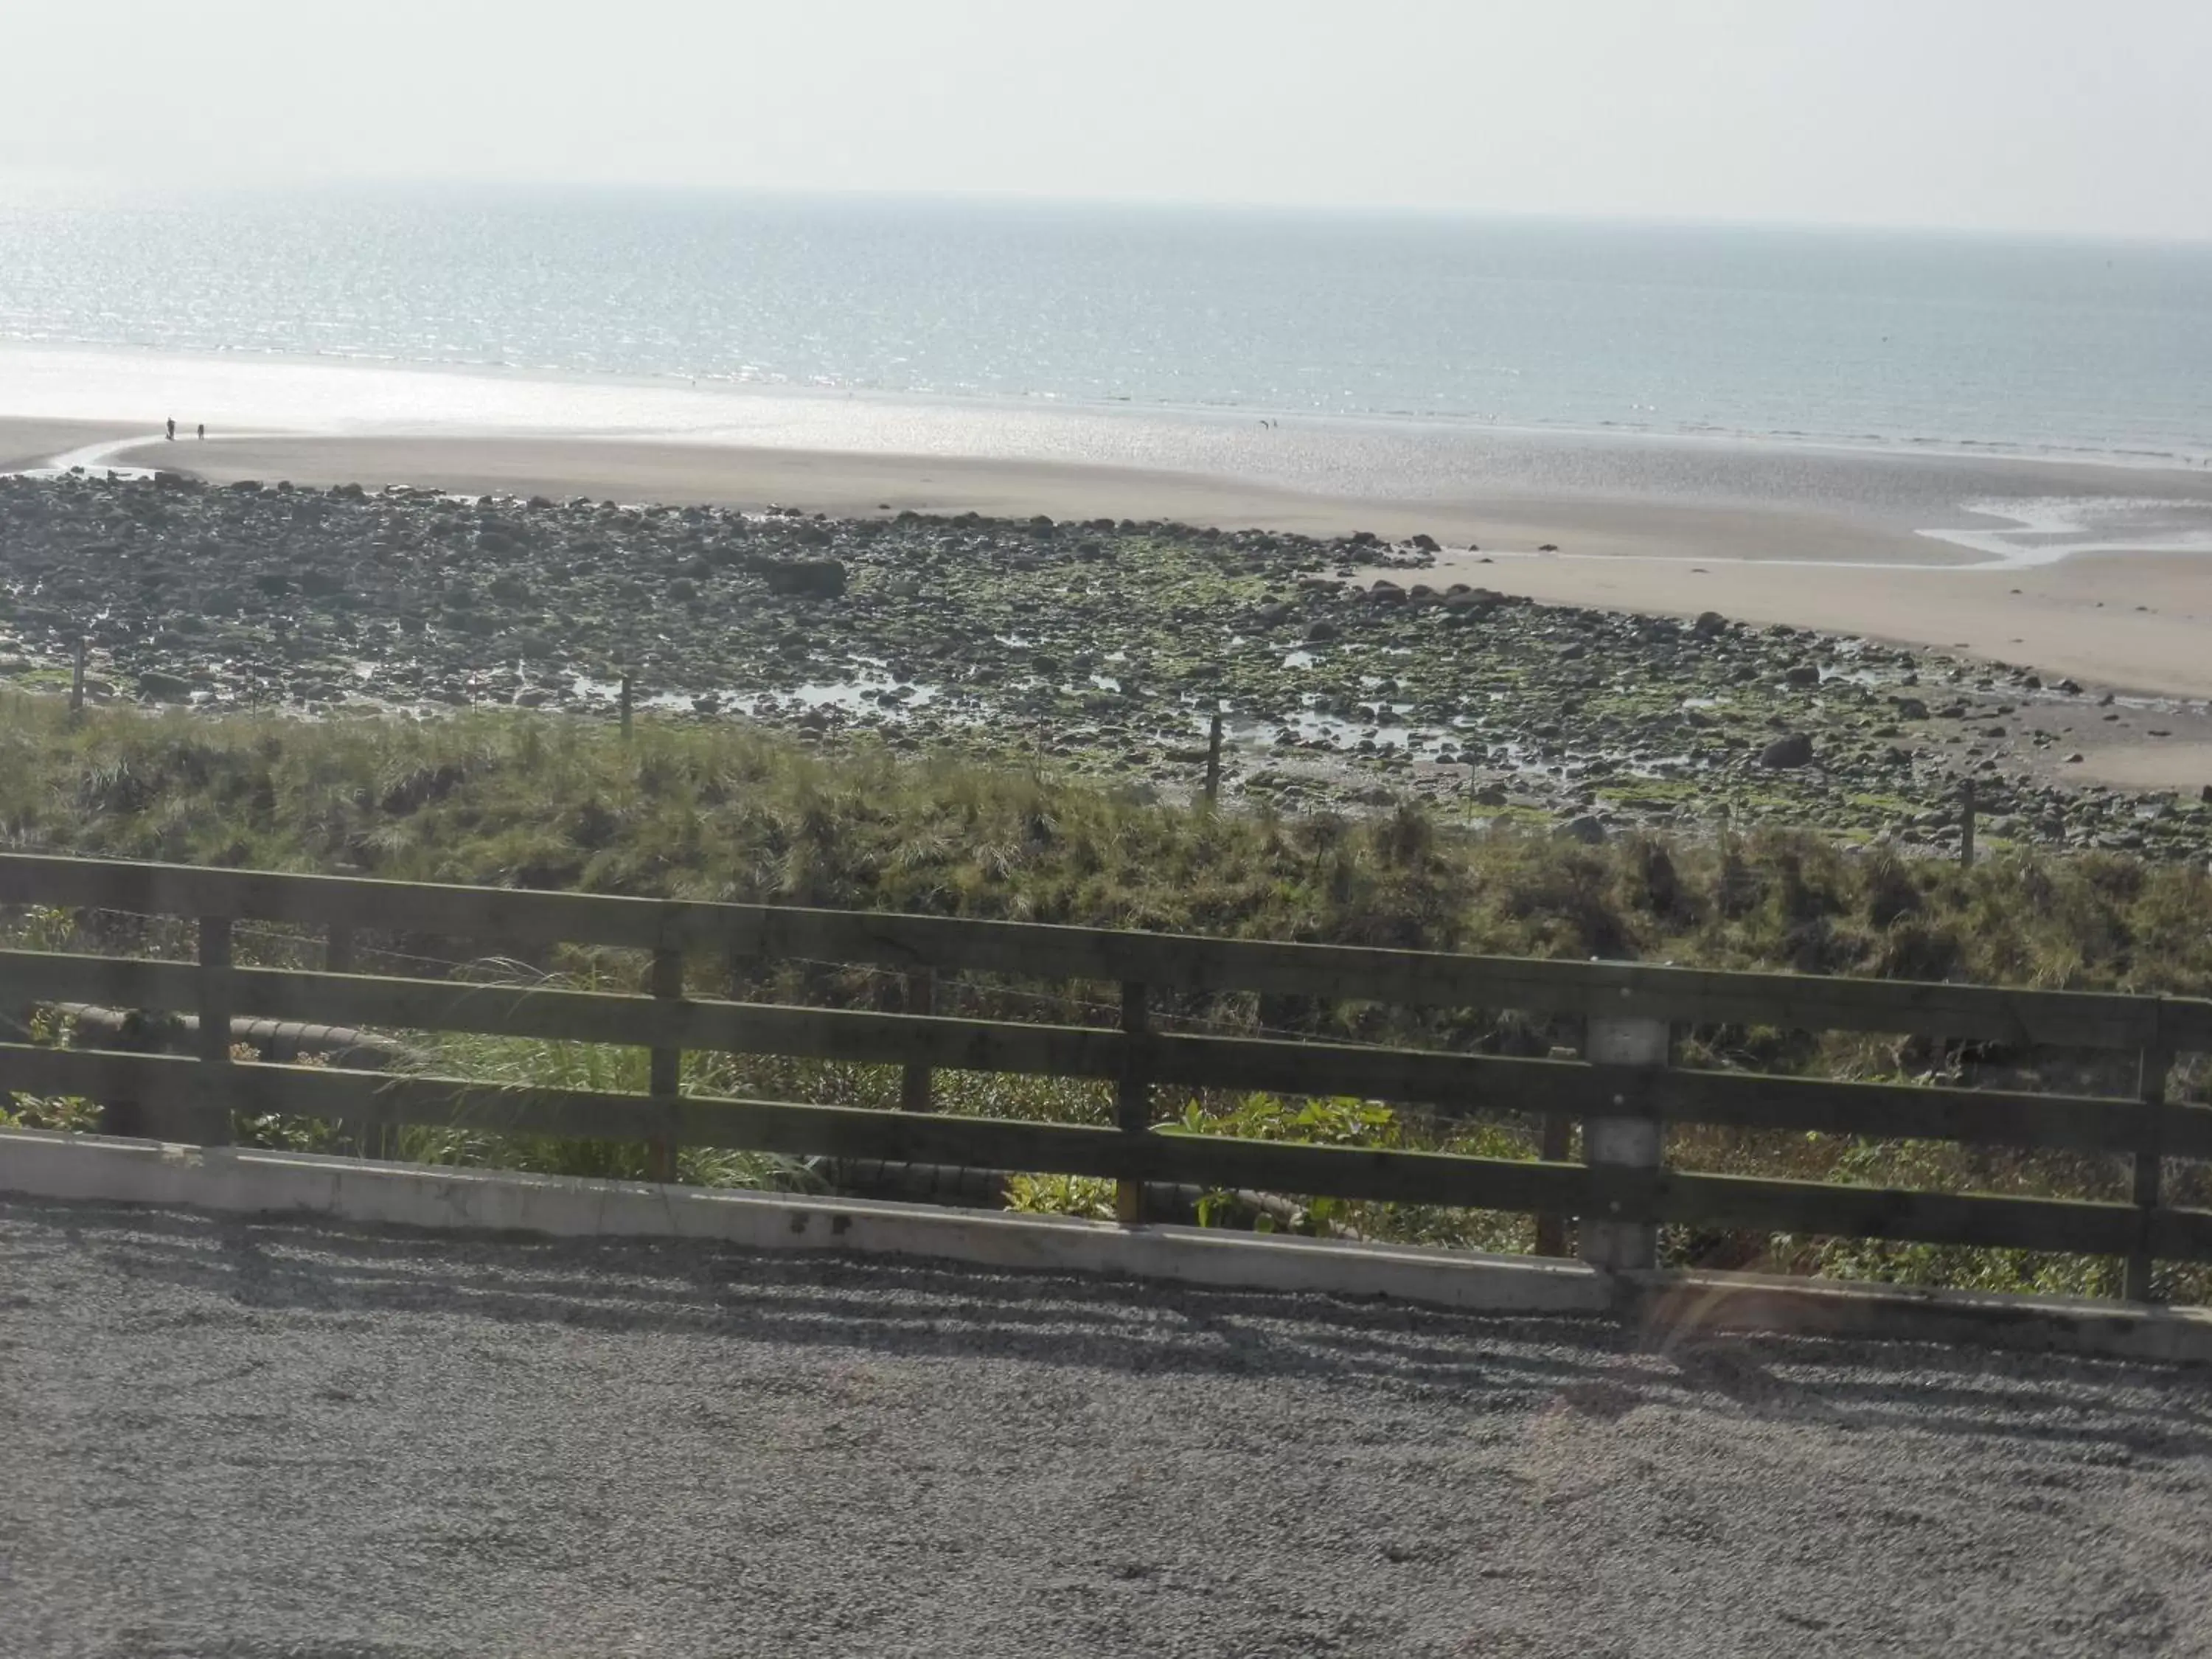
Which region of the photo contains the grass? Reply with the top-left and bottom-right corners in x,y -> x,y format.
7,690 -> 2212,1298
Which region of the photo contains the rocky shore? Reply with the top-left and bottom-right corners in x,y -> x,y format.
4,466 -> 2211,860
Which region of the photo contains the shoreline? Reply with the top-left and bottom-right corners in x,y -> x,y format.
9,333 -> 2212,479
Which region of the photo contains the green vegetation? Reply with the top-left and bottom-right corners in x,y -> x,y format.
6,689 -> 2212,1300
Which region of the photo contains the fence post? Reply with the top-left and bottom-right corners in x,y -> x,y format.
646,947 -> 683,1183
324,925 -> 378,1157
619,672 -> 635,740
900,970 -> 935,1112
2126,1021 -> 2172,1303
1203,712 -> 1224,804
194,916 -> 235,1147
1115,981 -> 1151,1223
1534,1049 -> 1577,1256
1959,778 -> 1977,869
1580,1012 -> 1667,1271
69,637 -> 86,715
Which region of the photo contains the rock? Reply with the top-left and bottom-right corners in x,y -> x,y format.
1692,611 -> 1726,638
1409,533 -> 1440,553
2056,678 -> 2083,695
1784,664 -> 1820,688
1893,696 -> 1930,720
1304,620 -> 1340,644
749,558 -> 846,599
1367,581 -> 1406,605
1759,733 -> 1816,768
1557,814 -> 1608,844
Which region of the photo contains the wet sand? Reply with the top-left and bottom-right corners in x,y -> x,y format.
1399,546 -> 2212,703
92,430 -> 1927,565
0,419 -> 146,475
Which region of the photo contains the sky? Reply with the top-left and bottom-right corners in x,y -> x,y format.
3,0 -> 2207,240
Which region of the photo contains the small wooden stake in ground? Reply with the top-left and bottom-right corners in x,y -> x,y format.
1960,778 -> 1978,869
69,637 -> 86,715
1115,981 -> 1151,1223
619,673 -> 635,740
1204,712 -> 1225,804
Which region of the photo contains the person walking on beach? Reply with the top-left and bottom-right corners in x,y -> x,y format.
196,423 -> 204,440
164,417 -> 175,441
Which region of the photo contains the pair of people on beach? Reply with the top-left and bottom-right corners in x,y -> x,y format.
164,419 -> 204,441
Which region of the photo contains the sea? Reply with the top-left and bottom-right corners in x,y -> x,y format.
3,186 -> 2211,555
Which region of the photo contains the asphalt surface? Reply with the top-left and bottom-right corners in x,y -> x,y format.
6,1201 -> 2212,1658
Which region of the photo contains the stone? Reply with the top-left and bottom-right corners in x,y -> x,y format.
1692,611 -> 1726,638
1759,733 -> 1816,768
1784,665 -> 1820,688
1557,814 -> 1608,844
749,558 -> 847,599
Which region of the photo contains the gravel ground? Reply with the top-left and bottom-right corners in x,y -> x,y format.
7,1201 -> 2212,1658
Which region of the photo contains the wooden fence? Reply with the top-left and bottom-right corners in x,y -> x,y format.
3,852 -> 2211,1299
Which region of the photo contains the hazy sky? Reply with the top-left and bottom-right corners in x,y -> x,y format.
6,0 -> 2207,239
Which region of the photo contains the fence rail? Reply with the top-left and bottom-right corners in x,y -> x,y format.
3,852 -> 2208,1298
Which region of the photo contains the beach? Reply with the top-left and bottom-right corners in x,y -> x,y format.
7,337 -> 2212,796
21,418 -> 2208,712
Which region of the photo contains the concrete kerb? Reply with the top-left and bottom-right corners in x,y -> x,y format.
9,1127 -> 2212,1363
0,1129 -> 1606,1315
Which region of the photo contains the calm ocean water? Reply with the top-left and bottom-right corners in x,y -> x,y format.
2,187 -> 2208,468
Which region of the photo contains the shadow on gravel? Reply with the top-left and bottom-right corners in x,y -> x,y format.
10,1196 -> 2212,1458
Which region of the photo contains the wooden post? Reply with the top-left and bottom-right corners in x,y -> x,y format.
69,637 -> 86,714
1114,981 -> 1151,1224
900,970 -> 935,1112
2126,1034 -> 2172,1303
1534,1109 -> 1576,1256
194,916 -> 235,1147
619,672 -> 635,740
646,947 -> 682,1183
1959,777 -> 1977,869
324,925 -> 375,1156
1203,711 -> 1224,804
1580,1013 -> 1667,1272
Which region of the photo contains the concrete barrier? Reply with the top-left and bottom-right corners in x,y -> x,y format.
9,1127 -> 2212,1361
0,1129 -> 1608,1315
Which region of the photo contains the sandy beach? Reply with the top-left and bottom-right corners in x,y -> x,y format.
56,422 -> 2212,712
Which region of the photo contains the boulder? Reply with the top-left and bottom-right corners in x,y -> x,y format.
1759,733 -> 1815,768
1784,664 -> 1820,688
748,558 -> 847,599
1692,611 -> 1726,638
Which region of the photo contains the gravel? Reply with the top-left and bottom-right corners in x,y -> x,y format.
6,1199 -> 2212,1658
